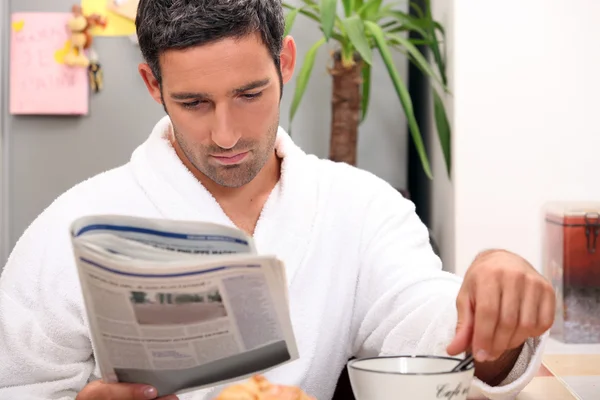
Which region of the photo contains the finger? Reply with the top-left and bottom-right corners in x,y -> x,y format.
538,282 -> 556,334
472,279 -> 501,363
490,275 -> 522,361
76,380 -> 161,400
446,290 -> 474,356
508,276 -> 541,349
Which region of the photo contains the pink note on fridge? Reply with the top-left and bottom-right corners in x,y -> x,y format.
9,12 -> 89,115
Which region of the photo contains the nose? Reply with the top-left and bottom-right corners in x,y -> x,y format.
210,103 -> 240,150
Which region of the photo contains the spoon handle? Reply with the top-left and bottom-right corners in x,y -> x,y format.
452,354 -> 475,372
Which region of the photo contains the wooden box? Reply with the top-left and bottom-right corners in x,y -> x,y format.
543,202 -> 600,343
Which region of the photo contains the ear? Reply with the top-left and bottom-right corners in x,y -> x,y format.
138,63 -> 163,105
280,36 -> 296,85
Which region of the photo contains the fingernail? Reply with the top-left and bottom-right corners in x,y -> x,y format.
475,349 -> 488,362
144,387 -> 158,399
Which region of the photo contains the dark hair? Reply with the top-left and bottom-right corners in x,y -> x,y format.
136,0 -> 285,85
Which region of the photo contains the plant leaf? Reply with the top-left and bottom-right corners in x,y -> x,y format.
379,20 -> 396,29
407,38 -> 442,46
342,0 -> 353,17
284,7 -> 302,36
365,20 -> 432,179
283,3 -> 345,43
382,10 -> 427,37
320,0 -> 338,40
289,37 -> 326,125
358,0 -> 382,20
342,16 -> 372,65
283,3 -> 321,24
386,32 -> 442,87
376,3 -> 394,17
424,0 -> 447,85
410,1 -> 424,17
360,63 -> 371,122
434,21 -> 445,36
433,89 -> 451,176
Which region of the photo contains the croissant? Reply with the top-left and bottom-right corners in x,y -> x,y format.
214,375 -> 315,400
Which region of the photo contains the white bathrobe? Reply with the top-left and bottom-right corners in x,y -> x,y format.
0,116 -> 545,399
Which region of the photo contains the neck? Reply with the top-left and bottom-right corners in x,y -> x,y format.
170,135 -> 281,204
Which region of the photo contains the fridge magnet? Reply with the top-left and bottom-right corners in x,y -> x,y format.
64,5 -> 107,68
88,62 -> 103,93
87,48 -> 103,93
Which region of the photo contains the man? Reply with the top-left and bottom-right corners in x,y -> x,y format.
0,0 -> 555,399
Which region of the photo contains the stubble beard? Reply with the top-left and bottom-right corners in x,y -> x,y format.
172,118 -> 279,188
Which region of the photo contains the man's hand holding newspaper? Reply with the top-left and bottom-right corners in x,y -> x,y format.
76,380 -> 169,400
70,215 -> 299,398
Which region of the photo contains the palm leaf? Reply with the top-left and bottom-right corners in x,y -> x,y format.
423,0 -> 446,85
289,37 -> 326,125
342,0 -> 354,17
320,0 -> 338,40
342,16 -> 372,65
381,10 -> 428,38
376,3 -> 394,18
410,1 -> 424,17
434,21 -> 445,36
283,3 -> 345,43
365,20 -> 432,179
408,38 -> 443,46
358,0 -> 382,21
284,7 -> 302,36
360,63 -> 371,122
385,32 -> 443,88
283,3 -> 320,24
380,20 -> 396,29
433,89 -> 451,176
374,0 -> 406,17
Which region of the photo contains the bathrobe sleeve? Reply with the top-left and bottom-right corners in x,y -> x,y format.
349,181 -> 546,400
0,208 -> 95,398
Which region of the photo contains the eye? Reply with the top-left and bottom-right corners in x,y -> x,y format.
241,92 -> 263,101
181,101 -> 199,109
181,100 -> 208,110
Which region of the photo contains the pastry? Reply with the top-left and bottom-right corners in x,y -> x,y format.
214,375 -> 315,400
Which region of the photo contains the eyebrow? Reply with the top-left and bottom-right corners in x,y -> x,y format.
232,78 -> 270,94
170,78 -> 271,101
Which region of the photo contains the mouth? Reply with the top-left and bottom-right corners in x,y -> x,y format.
211,151 -> 249,165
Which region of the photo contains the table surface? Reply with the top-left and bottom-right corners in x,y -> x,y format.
470,338 -> 600,399
529,339 -> 600,400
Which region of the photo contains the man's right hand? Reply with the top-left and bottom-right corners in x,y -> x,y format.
76,380 -> 179,400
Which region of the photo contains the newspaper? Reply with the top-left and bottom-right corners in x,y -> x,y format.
70,214 -> 298,396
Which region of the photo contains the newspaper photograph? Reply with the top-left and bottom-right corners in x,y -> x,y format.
69,215 -> 298,396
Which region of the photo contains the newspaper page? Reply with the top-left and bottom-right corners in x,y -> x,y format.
70,215 -> 298,396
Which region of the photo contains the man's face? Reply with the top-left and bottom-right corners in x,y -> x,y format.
140,33 -> 296,188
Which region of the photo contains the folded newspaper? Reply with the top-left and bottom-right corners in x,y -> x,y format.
70,215 -> 299,396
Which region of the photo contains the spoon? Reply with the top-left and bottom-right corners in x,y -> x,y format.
451,353 -> 474,372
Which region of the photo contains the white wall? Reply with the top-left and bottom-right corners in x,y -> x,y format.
433,0 -> 600,275
429,0 -> 455,273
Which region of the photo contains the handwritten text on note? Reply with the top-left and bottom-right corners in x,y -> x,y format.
10,13 -> 89,115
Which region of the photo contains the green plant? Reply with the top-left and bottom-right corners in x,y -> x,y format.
284,0 -> 451,179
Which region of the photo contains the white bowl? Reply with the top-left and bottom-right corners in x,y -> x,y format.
347,355 -> 475,400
